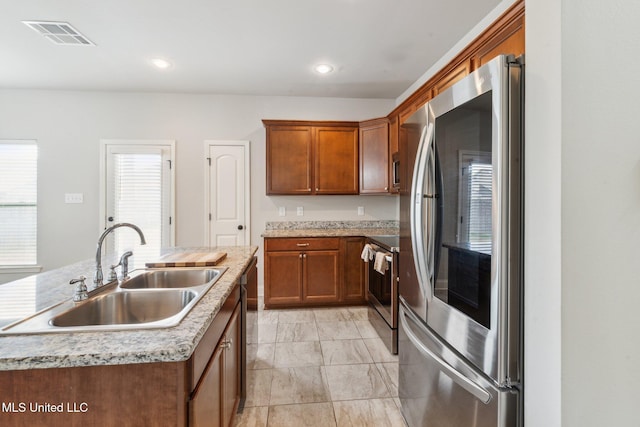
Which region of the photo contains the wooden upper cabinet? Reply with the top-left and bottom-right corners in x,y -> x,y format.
359,118 -> 389,194
265,125 -> 312,194
474,15 -> 525,67
432,59 -> 472,97
264,120 -> 358,195
314,126 -> 359,194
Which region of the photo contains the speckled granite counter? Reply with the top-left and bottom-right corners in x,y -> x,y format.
261,220 -> 399,238
0,246 -> 257,371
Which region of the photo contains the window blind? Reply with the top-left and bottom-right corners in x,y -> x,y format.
0,142 -> 37,265
467,162 -> 492,243
112,152 -> 163,260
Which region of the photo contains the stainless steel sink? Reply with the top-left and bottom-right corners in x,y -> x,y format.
50,290 -> 197,327
119,268 -> 221,289
0,267 -> 228,334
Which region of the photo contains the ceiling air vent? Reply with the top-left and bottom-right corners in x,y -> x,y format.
22,21 -> 95,46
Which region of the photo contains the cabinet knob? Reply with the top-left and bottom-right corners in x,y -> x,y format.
316,188 -> 319,191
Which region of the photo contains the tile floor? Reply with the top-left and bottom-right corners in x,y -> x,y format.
234,303 -> 407,427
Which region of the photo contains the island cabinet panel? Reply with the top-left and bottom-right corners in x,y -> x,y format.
264,237 -> 365,308
0,361 -> 187,427
263,120 -> 359,195
359,118 -> 390,194
189,301 -> 241,427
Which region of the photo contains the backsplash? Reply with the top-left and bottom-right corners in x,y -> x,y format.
265,220 -> 399,230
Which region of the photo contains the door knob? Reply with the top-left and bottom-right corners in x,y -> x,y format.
237,225 -> 244,230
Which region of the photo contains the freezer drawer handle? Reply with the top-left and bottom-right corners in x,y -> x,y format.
400,308 -> 492,404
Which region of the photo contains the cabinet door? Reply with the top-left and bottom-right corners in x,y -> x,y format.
359,120 -> 390,194
303,250 -> 340,304
222,306 -> 240,427
266,126 -> 313,195
190,343 -> 223,427
314,127 -> 359,194
341,237 -> 366,303
264,251 -> 303,307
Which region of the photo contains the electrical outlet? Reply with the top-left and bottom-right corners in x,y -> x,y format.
65,193 -> 84,204
357,206 -> 365,216
278,206 -> 286,216
296,206 -> 304,216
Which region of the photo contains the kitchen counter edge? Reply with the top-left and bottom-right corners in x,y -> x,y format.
0,246 -> 258,371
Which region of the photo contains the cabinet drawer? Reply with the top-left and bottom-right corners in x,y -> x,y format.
265,237 -> 340,251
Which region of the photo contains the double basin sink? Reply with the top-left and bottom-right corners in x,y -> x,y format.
1,267 -> 227,334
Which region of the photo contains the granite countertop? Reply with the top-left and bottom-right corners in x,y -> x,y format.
0,246 -> 257,371
261,220 -> 399,238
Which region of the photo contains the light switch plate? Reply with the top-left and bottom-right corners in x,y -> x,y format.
357,206 -> 365,216
278,206 -> 286,216
296,206 -> 304,216
65,193 -> 84,204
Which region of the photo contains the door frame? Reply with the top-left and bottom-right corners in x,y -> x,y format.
99,139 -> 176,247
203,140 -> 251,246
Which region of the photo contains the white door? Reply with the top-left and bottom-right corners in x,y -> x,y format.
205,141 -> 250,246
101,140 -> 175,260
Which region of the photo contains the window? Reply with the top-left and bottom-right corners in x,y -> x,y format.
458,151 -> 492,247
101,140 -> 175,262
0,141 -> 37,266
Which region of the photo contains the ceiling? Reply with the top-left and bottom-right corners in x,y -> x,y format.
0,0 -> 502,99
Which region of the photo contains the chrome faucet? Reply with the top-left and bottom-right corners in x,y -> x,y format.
94,223 -> 146,287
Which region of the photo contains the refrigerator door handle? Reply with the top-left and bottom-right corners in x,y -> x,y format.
410,122 -> 434,299
400,306 -> 492,404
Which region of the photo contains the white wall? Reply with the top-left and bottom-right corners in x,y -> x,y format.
560,0 -> 640,426
0,90 -> 396,283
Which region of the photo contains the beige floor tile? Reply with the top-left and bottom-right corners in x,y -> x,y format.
274,341 -> 324,367
321,339 -> 373,365
333,398 -> 405,427
257,323 -> 278,344
317,320 -> 362,340
276,322 -> 320,342
257,309 -> 279,324
353,320 -> 379,339
363,337 -> 399,363
313,307 -> 353,322
268,402 -> 337,427
347,306 -> 370,321
324,364 -> 390,401
269,366 -> 331,405
248,343 -> 275,370
233,406 -> 268,427
245,369 -> 273,407
376,362 -> 399,397
278,309 -> 316,323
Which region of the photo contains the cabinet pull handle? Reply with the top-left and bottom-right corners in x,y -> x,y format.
296,243 -> 310,247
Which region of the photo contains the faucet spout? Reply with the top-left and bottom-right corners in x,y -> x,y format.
94,222 -> 146,287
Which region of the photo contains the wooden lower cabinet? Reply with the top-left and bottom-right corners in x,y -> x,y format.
264,237 -> 364,308
0,285 -> 242,427
189,295 -> 241,427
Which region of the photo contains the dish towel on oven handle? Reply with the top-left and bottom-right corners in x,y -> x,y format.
373,251 -> 389,275
360,244 -> 376,261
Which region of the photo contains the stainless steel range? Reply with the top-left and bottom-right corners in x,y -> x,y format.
363,234 -> 399,354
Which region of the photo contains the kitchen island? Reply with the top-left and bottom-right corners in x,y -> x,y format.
0,245 -> 257,427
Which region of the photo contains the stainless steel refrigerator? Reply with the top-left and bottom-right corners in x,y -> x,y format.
398,54 -> 524,427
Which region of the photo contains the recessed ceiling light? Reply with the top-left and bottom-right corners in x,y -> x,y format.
151,58 -> 172,70
314,64 -> 334,74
